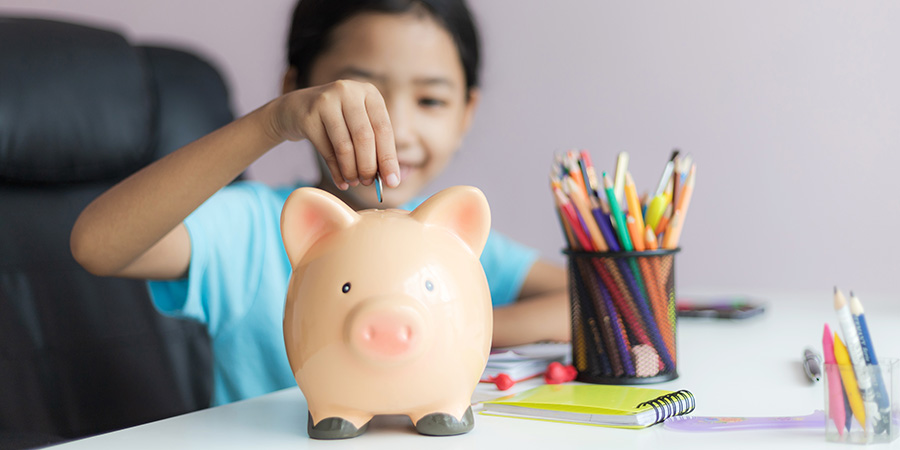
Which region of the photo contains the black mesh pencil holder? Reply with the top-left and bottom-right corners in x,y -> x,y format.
566,248 -> 680,384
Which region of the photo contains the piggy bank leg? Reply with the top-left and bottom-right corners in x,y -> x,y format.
413,406 -> 475,436
307,411 -> 371,440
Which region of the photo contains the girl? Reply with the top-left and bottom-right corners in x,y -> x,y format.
70,0 -> 569,406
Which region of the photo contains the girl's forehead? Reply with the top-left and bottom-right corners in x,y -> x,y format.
315,11 -> 465,85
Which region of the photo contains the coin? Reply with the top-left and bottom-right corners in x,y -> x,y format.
375,172 -> 383,203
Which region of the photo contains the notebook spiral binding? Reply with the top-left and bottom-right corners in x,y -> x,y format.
635,389 -> 696,425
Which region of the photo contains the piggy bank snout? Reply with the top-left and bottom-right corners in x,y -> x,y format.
346,300 -> 427,364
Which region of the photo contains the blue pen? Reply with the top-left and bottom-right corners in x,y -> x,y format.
850,293 -> 891,434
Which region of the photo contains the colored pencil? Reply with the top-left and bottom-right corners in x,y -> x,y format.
577,259 -> 627,377
579,150 -> 600,197
624,172 -> 645,240
564,177 -> 608,252
822,323 -> 846,435
548,149 -> 696,380
833,287 -> 874,428
662,164 -> 694,249
592,208 -> 621,252
614,152 -> 629,205
833,332 -> 866,428
602,173 -> 633,252
597,276 -> 634,376
654,204 -> 673,237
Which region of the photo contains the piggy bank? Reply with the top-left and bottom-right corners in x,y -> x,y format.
281,186 -> 493,439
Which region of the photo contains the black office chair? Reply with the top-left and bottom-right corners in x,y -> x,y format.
0,17 -> 233,449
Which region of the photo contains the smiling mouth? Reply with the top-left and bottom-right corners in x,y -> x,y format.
398,164 -> 420,181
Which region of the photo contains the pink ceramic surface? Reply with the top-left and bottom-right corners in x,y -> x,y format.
281,186 -> 493,436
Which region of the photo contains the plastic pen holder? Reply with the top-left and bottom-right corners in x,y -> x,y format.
565,248 -> 680,384
824,358 -> 898,444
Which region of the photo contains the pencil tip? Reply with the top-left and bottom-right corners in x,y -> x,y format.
833,288 -> 846,309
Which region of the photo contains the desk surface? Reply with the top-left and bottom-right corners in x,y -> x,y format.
53,290 -> 900,449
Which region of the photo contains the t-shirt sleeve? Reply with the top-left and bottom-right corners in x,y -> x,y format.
147,182 -> 284,336
480,230 -> 539,307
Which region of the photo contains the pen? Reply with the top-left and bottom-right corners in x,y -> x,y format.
645,160 -> 675,230
654,204 -> 673,236
644,195 -> 669,232
654,160 -> 675,198
802,348 -> 822,382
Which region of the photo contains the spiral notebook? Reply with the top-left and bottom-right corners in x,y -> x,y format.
481,384 -> 695,428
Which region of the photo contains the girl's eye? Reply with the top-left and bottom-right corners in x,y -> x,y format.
419,98 -> 447,108
425,280 -> 434,291
342,282 -> 351,294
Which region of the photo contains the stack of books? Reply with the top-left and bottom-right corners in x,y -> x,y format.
481,343 -> 571,384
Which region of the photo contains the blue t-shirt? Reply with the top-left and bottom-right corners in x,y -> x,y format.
148,181 -> 538,406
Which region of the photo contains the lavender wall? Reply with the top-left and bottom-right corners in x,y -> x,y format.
3,1 -> 899,298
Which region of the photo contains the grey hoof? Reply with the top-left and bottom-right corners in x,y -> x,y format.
307,412 -> 368,439
414,406 -> 474,436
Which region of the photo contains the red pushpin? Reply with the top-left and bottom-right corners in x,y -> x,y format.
543,362 -> 577,384
487,373 -> 515,391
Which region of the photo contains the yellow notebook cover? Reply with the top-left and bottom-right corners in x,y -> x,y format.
481,384 -> 695,428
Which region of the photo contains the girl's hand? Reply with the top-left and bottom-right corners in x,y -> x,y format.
272,80 -> 400,190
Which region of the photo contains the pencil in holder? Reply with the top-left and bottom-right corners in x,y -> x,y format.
566,248 -> 680,384
824,358 -> 898,444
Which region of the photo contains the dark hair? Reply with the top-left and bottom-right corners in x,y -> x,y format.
287,0 -> 480,96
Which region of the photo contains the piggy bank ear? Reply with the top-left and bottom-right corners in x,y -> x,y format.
409,186 -> 491,256
281,187 -> 360,267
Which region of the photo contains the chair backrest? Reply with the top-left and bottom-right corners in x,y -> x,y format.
0,17 -> 232,448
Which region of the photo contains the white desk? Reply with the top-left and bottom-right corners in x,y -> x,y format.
53,290 -> 900,449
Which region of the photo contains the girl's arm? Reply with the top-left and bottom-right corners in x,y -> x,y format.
70,81 -> 399,279
491,260 -> 570,347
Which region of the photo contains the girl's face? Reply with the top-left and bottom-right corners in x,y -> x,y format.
305,10 -> 479,209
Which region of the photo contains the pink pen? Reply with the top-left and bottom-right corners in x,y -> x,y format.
823,324 -> 845,436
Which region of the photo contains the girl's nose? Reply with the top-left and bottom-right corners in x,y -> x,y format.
386,98 -> 414,151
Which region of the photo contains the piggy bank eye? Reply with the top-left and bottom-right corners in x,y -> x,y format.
342,282 -> 351,294
425,280 -> 434,292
